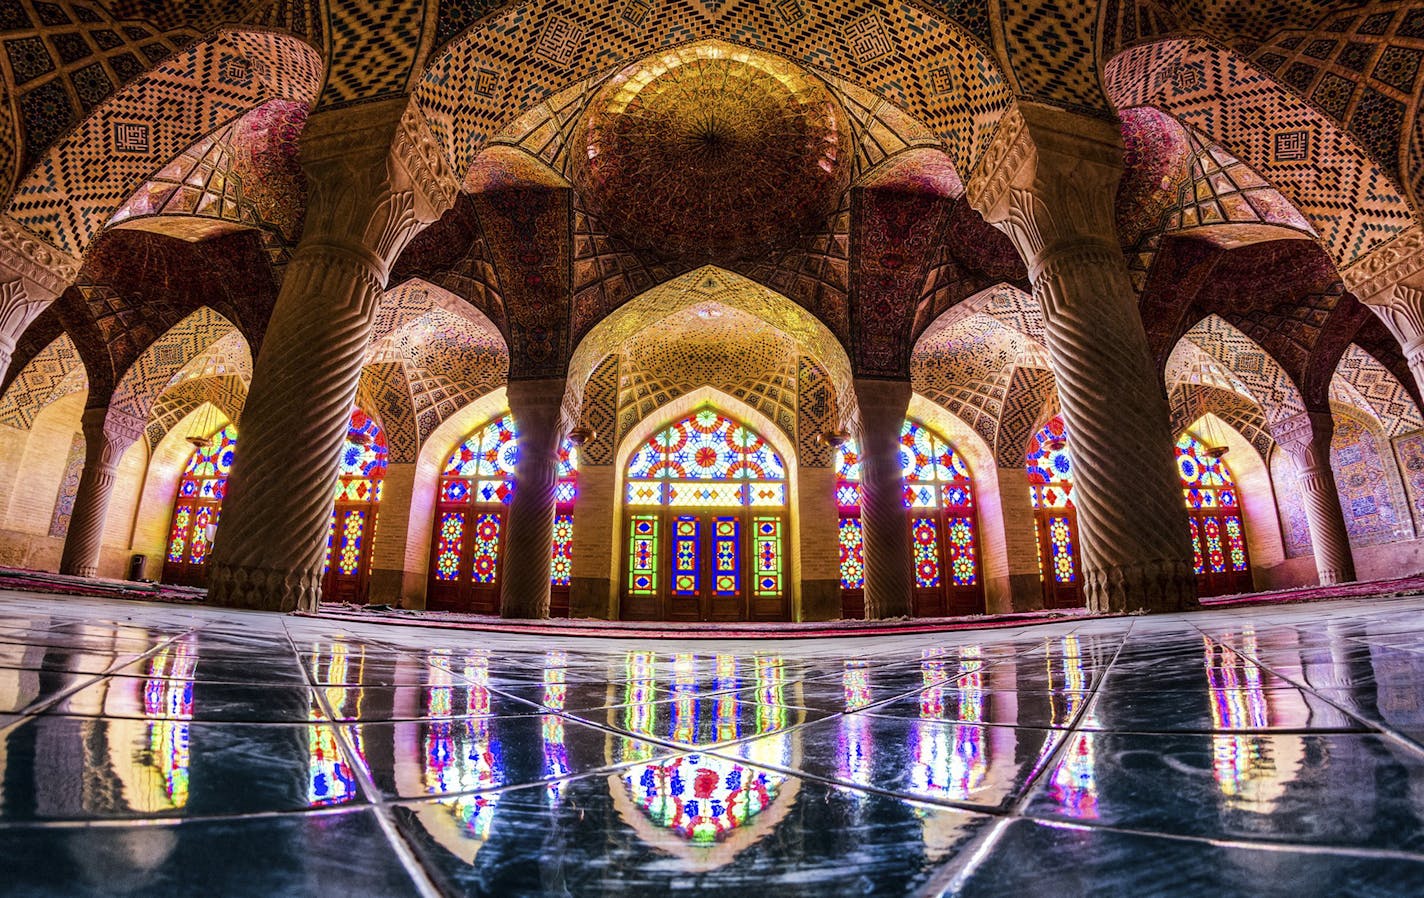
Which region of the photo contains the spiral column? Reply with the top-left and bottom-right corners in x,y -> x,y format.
854,377 -> 914,619
1271,412 -> 1356,585
205,100 -> 456,612
499,377 -> 567,619
59,407 -> 142,578
968,103 -> 1194,613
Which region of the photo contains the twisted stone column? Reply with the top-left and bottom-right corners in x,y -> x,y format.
0,216 -> 80,385
853,377 -> 913,619
1271,412 -> 1356,586
968,103 -> 1194,613
59,408 -> 142,577
206,99 -> 456,612
500,378 -> 567,619
1343,227 -> 1424,400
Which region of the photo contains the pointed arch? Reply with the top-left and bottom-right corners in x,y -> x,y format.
0,332 -> 86,429
108,307 -> 246,426
1172,315 -> 1306,425
1331,344 -> 1424,439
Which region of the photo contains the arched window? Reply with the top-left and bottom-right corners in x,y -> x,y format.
428,414 -> 578,616
1026,416 -> 1083,609
835,420 -> 985,618
1177,433 -> 1252,596
163,423 -> 237,587
622,406 -> 788,622
321,409 -> 387,604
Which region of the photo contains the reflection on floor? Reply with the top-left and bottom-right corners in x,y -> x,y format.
2,591 -> 1424,895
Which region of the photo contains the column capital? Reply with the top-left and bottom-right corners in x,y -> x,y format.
0,215 -> 81,299
1341,226 -> 1424,305
80,406 -> 144,465
1269,411 -> 1335,469
298,99 -> 459,280
966,103 -> 1124,277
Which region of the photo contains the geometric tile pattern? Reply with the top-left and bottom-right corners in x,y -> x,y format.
1105,38 -> 1414,268
797,354 -> 836,467
418,0 -> 1012,186
320,0 -> 427,105
0,0 -> 200,199
107,97 -> 309,249
1330,403 -> 1414,547
107,306 -> 239,425
1270,442 -> 1314,556
614,305 -> 800,448
1168,382 -> 1274,460
1246,1 -> 1424,211
46,431 -> 84,537
994,364 -> 1058,468
1178,314 -> 1307,426
0,330 -> 85,428
912,312 -> 1031,451
142,372 -> 248,450
996,0 -> 1105,109
355,361 -> 418,464
1331,343 -> 1424,438
576,353 -> 618,466
5,29 -> 321,256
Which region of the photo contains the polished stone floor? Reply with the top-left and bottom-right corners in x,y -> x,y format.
2,592 -> 1424,896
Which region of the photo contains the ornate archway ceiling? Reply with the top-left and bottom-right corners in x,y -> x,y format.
0,332 -> 86,429
572,44 -> 850,264
1167,383 -> 1274,459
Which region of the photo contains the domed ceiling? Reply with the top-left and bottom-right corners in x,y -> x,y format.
575,44 -> 850,264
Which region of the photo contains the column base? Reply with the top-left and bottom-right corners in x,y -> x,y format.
206,563 -> 322,613
1083,559 -> 1197,614
58,562 -> 98,579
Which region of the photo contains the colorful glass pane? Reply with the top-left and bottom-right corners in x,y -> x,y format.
668,482 -> 744,507
187,506 -> 215,564
714,517 -> 740,596
628,516 -> 659,595
1204,517 -> 1226,574
167,506 -> 192,563
554,479 -> 577,505
626,481 -> 665,505
839,518 -> 864,590
435,512 -> 464,582
836,484 -> 861,510
946,517 -> 977,587
1027,417 -> 1074,509
1190,519 -> 1204,575
182,424 -> 239,477
1175,434 -> 1234,489
753,517 -> 783,596
1225,516 -> 1248,572
336,511 -> 365,577
1048,516 -> 1075,584
628,407 -> 786,494
672,516 -> 700,596
913,518 -> 941,588
747,483 -> 786,506
470,512 -> 502,584
551,514 -> 574,586
339,410 -> 388,479
836,442 -> 862,481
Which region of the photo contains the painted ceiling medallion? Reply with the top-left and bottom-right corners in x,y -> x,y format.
576,43 -> 849,263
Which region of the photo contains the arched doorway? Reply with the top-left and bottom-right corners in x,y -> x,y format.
1026,416 -> 1083,609
836,420 -> 986,618
1176,432 -> 1253,597
162,423 -> 238,587
427,413 -> 578,616
621,406 -> 789,622
321,410 -> 386,604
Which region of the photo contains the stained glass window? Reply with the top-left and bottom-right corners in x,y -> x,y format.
163,423 -> 238,585
1026,416 -> 1083,604
1027,417 -> 1073,510
836,420 -> 982,609
321,411 -> 387,602
431,413 -> 579,606
621,407 -> 787,615
626,407 -> 787,508
1177,433 -> 1251,584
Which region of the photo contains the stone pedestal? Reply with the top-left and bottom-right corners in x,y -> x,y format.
499,377 -> 567,619
1270,412 -> 1356,586
206,100 -> 455,612
968,103 -> 1194,613
853,377 -> 913,619
59,408 -> 142,578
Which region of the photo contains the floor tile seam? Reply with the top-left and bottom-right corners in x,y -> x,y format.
278,621 -> 447,898
1187,623 -> 1424,758
1014,814 -> 1424,862
917,620 -> 1139,897
0,627 -> 202,737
